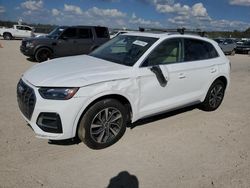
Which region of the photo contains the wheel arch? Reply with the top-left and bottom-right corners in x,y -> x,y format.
73,93 -> 134,138
215,76 -> 228,88
34,45 -> 53,55
3,32 -> 12,36
201,75 -> 229,102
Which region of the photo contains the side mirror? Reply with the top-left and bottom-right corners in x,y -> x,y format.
150,65 -> 168,87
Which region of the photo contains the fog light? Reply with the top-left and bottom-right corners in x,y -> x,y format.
37,113 -> 62,133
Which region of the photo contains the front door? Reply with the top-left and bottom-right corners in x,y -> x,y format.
137,38 -> 189,118
55,28 -> 79,57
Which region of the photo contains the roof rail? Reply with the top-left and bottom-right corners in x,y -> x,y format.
138,27 -> 206,37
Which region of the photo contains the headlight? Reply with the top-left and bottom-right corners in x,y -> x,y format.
26,41 -> 34,48
39,87 -> 79,100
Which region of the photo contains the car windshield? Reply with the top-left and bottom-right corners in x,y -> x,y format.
47,27 -> 67,39
90,35 -> 158,66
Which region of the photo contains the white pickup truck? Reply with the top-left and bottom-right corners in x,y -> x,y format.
0,25 -> 34,40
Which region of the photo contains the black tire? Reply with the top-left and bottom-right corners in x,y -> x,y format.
78,99 -> 128,149
3,33 -> 12,40
200,80 -> 226,111
35,48 -> 52,62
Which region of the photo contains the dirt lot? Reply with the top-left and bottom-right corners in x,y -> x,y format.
0,40 -> 249,188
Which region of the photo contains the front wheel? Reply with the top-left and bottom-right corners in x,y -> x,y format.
35,48 -> 52,62
200,80 -> 226,111
78,99 -> 127,149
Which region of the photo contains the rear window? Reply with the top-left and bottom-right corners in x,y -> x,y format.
95,27 -> 109,38
184,39 -> 218,61
78,28 -> 92,39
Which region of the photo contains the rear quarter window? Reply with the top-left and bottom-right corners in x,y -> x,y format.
184,38 -> 219,62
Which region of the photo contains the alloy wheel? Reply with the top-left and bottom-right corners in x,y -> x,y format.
209,84 -> 224,108
90,107 -> 123,144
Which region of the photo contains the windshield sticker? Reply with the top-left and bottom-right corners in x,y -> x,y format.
133,40 -> 148,47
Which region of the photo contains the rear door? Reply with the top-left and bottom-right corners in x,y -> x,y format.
76,28 -> 94,54
15,26 -> 26,37
177,38 -> 220,101
94,27 -> 110,47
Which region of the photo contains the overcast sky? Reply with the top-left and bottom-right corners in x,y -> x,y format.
0,0 -> 250,30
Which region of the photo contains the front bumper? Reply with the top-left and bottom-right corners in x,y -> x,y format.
20,44 -> 35,57
17,79 -> 87,140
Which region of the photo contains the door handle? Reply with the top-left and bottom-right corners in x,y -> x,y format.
178,73 -> 186,79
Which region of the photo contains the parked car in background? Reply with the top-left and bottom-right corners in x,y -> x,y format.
17,32 -> 230,149
20,26 -> 110,62
109,30 -> 134,38
235,40 -> 250,54
236,38 -> 250,45
0,24 -> 34,40
214,38 -> 236,55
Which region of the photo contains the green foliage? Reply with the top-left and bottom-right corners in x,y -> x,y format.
207,28 -> 250,38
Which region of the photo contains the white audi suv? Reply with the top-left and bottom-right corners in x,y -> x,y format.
17,32 -> 230,149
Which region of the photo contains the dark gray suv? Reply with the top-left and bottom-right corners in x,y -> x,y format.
20,26 -> 110,62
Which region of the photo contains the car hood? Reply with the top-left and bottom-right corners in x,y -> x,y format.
23,55 -> 133,87
23,35 -> 55,43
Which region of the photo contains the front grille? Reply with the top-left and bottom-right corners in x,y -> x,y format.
17,79 -> 36,120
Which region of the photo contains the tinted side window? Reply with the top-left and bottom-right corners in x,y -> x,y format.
78,28 -> 92,39
95,27 -> 109,38
61,28 -> 77,39
143,39 -> 181,67
184,39 -> 218,61
16,26 -> 25,30
24,27 -> 32,31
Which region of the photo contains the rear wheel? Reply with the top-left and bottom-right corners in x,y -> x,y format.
35,48 -> 52,62
3,33 -> 12,40
78,99 -> 127,149
200,80 -> 226,111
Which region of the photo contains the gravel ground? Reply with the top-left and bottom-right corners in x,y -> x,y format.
0,40 -> 249,188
